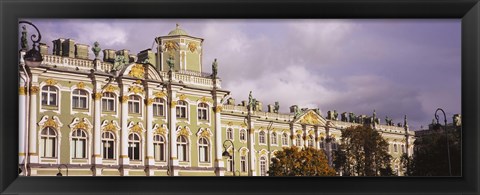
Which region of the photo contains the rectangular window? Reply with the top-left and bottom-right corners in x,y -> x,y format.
227,156 -> 233,172
102,140 -> 115,159
153,104 -> 164,116
241,156 -> 247,172
128,101 -> 141,114
176,107 -> 187,118
102,99 -> 115,112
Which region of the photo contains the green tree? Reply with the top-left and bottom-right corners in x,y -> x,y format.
333,125 -> 393,176
269,146 -> 336,176
403,125 -> 461,176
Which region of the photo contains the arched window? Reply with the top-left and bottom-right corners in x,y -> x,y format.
271,132 -> 277,145
307,135 -> 314,148
240,154 -> 247,172
401,144 -> 405,153
41,86 -> 58,106
320,137 -> 325,149
71,129 -> 88,159
176,100 -> 188,119
260,156 -> 267,176
177,136 -> 188,162
394,144 -> 398,153
153,98 -> 165,117
296,134 -> 302,146
226,155 -> 233,172
282,133 -> 288,146
154,135 -> 166,162
331,138 -> 338,150
128,95 -> 142,114
128,133 -> 141,161
198,137 -> 209,163
259,131 -> 266,144
72,89 -> 88,109
197,103 -> 209,120
240,129 -> 246,141
101,132 -> 115,159
226,128 -> 233,140
102,92 -> 116,112
40,127 -> 57,158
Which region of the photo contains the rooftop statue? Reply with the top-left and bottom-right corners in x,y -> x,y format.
326,110 -> 333,120
341,112 -> 348,122
92,41 -> 101,60
212,58 -> 218,78
21,25 -> 28,50
404,115 -> 409,128
349,112 -> 356,123
274,102 -> 280,113
112,55 -> 127,71
333,110 -> 338,121
453,114 -> 461,127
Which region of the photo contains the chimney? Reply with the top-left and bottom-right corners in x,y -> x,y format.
39,43 -> 49,55
241,100 -> 247,107
103,49 -> 116,63
290,105 -> 298,113
268,104 -> 274,113
227,97 -> 235,105
255,101 -> 263,112
75,43 -> 89,59
62,39 -> 75,58
129,54 -> 137,63
137,49 -> 156,65
52,38 -> 65,56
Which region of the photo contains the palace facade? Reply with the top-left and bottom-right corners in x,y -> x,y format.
18,24 -> 415,176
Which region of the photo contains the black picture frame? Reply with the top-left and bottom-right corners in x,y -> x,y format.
1,0 -> 479,194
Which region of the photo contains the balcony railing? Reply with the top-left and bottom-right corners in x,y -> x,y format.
42,54 -> 113,72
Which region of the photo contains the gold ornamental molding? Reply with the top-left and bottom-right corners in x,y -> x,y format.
102,120 -> 120,132
177,126 -> 192,137
164,41 -> 179,52
259,149 -> 268,156
68,118 -> 93,133
179,94 -> 187,101
153,124 -> 168,136
295,130 -> 303,135
104,85 -> 118,93
128,64 -> 145,79
128,86 -> 144,94
199,96 -> 210,103
38,115 -> 63,130
128,122 -> 145,134
44,78 -> 58,86
240,148 -> 248,156
93,93 -> 103,100
145,98 -> 154,106
30,86 -> 40,94
215,106 -> 223,113
227,122 -> 233,126
196,128 -> 212,138
299,111 -> 322,125
154,91 -> 166,98
171,101 -> 177,107
76,82 -> 86,89
188,42 -> 197,53
19,87 -> 26,95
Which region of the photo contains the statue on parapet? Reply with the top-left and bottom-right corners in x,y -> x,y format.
341,112 -> 348,122
348,112 -> 356,123
453,114 -> 461,127
92,41 -> 101,60
21,25 -> 28,50
167,55 -> 175,71
274,102 -> 280,113
112,55 -> 126,71
333,110 -> 338,121
212,58 -> 218,78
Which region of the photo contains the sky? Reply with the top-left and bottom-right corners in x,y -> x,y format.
23,19 -> 461,130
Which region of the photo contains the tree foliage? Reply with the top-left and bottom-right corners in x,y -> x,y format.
333,125 -> 393,176
268,146 -> 336,176
403,125 -> 461,176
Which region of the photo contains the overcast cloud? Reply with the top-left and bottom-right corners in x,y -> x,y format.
24,19 -> 461,130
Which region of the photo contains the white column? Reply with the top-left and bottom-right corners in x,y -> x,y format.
315,126 -> 320,149
28,85 -> 39,163
248,118 -> 256,176
93,92 -> 102,173
120,95 -> 130,175
169,91 -> 178,176
19,85 -> 26,164
214,101 -> 224,176
146,97 -> 155,175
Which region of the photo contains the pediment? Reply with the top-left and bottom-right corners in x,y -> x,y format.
119,63 -> 164,81
294,110 -> 327,126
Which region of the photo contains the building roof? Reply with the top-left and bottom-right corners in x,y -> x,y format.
168,24 -> 188,36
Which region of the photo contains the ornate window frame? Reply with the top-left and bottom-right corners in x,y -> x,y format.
176,126 -> 192,167
226,128 -> 234,141
239,128 -> 247,143
68,117 -> 93,165
271,132 -> 278,146
153,124 -> 169,166
127,121 -> 146,164
101,92 -> 118,116
128,95 -> 143,115
152,97 -> 166,117
196,128 -> 213,167
39,83 -> 62,114
37,115 -> 63,164
70,84 -> 92,116
258,130 -> 266,145
100,120 -> 120,165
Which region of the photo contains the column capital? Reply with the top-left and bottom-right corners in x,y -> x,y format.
119,95 -> 129,103
30,86 -> 40,94
93,92 -> 103,100
145,98 -> 154,106
19,87 -> 26,95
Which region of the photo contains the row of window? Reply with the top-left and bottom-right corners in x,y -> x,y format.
226,128 -> 338,149
39,127 -> 211,163
40,86 -> 210,120
391,143 -> 406,153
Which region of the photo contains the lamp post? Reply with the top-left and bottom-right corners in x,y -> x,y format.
222,139 -> 235,176
435,108 -> 452,176
19,20 -> 43,67
56,164 -> 69,176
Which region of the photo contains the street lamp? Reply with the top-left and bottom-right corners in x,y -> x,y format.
434,108 -> 452,176
56,164 -> 69,176
19,20 -> 43,67
222,139 -> 235,176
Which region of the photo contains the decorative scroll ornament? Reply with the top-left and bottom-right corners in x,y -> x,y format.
153,124 -> 168,136
259,149 -> 268,156
128,122 -> 145,134
30,86 -> 40,94
154,91 -> 166,98
19,87 -> 26,95
120,96 -> 129,103
299,111 -> 322,125
240,148 -> 249,156
164,41 -> 179,52
104,85 -> 118,93
38,115 -> 64,129
145,98 -> 154,106
101,120 -> 120,132
68,118 -> 93,133
93,93 -> 103,100
171,101 -> 177,107
188,42 -> 197,53
196,128 -> 212,138
76,82 -> 86,89
179,94 -> 187,101
227,122 -> 233,126
177,126 -> 192,137
128,64 -> 145,79
199,96 -> 209,103
215,106 -> 223,112
128,86 -> 144,94
44,78 -> 58,86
